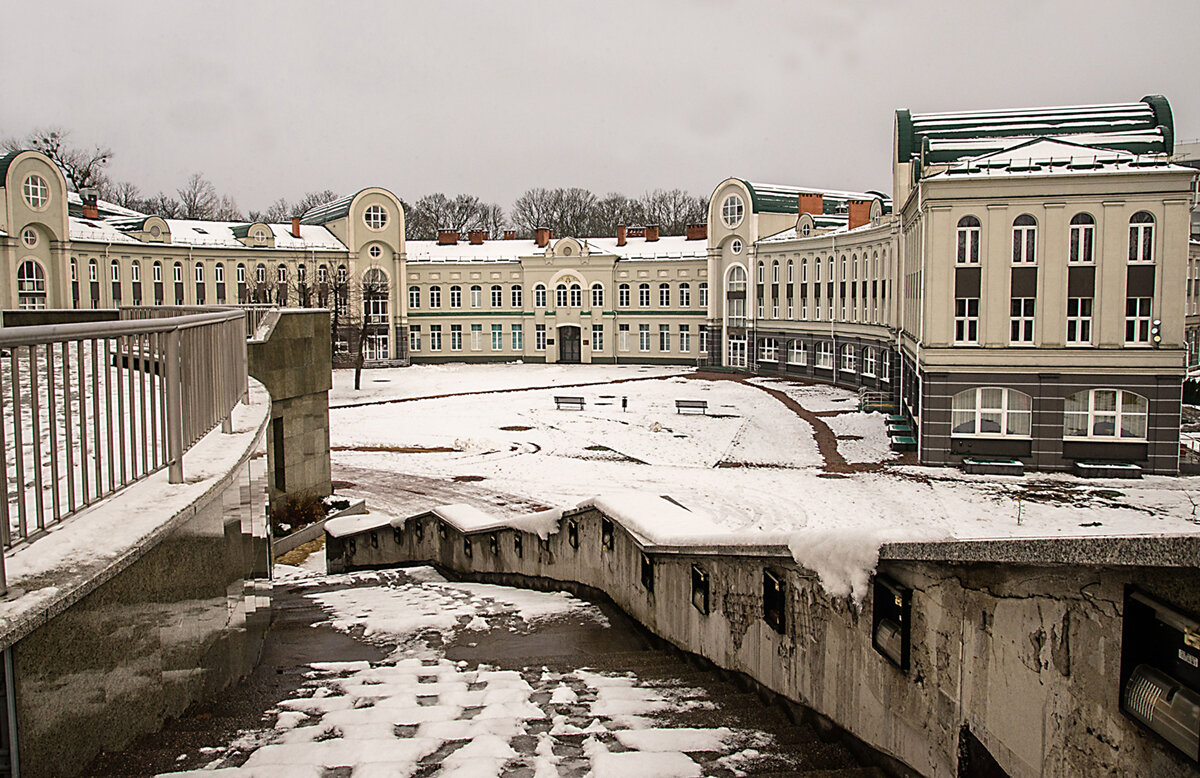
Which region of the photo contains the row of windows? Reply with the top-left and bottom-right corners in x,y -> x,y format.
953,295 -> 1156,345
951,386 -> 1149,441
67,258 -> 357,287
408,282 -> 709,310
738,249 -> 890,288
956,212 -> 1156,266
753,339 -> 892,378
407,323 -> 705,354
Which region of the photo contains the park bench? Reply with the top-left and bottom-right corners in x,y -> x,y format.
675,399 -> 708,415
554,395 -> 586,411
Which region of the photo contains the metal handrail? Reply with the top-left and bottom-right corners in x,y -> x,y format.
0,309 -> 249,595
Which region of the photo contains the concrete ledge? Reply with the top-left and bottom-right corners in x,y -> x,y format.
880,534 -> 1200,567
273,498 -> 366,557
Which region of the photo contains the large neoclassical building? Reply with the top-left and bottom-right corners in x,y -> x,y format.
1,94 -> 1194,473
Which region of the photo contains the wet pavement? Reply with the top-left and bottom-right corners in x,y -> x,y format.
87,562 -> 882,777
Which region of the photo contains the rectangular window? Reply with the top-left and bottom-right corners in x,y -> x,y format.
491,324 -> 503,350
700,330 -> 709,356
659,285 -> 670,307
450,324 -> 463,350
409,325 -> 421,352
471,323 -> 482,350
787,340 -> 807,365
801,298 -> 808,321
679,285 -> 690,307
429,325 -> 442,351
639,324 -> 651,351
679,324 -> 690,352
535,324 -> 546,350
699,282 -> 708,307
491,287 -> 502,307
1066,297 -> 1093,344
450,287 -> 462,307
639,285 -> 650,307
512,324 -> 523,350
511,286 -> 522,307
1010,298 -> 1035,343
619,323 -> 630,352
758,298 -> 765,318
772,298 -> 779,319
592,323 -> 604,352
409,287 -> 420,308
955,297 -> 979,344
815,341 -> 833,369
787,298 -> 793,319
862,348 -> 876,377
430,287 -> 441,307
1125,297 -> 1152,343
840,346 -> 856,373
759,337 -> 778,361
659,324 -> 670,352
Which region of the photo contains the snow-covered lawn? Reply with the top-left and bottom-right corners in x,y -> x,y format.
159,564 -> 773,777
329,364 -> 1200,598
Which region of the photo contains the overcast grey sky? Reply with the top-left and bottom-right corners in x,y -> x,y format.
5,0 -> 1198,212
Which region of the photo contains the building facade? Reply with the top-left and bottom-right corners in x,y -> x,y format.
1,95 -> 1194,473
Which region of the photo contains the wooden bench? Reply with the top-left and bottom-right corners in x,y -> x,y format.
554,395 -> 586,411
676,399 -> 708,415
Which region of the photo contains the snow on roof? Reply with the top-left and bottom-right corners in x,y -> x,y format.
927,137 -> 1191,180
165,219 -> 346,250
69,216 -> 143,244
325,512 -> 393,538
424,503 -> 564,539
407,235 -> 707,264
576,494 -> 730,546
67,191 -> 145,218
591,235 -> 707,261
739,180 -> 891,215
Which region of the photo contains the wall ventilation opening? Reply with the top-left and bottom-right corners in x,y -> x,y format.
641,553 -> 654,593
489,534 -> 499,555
513,534 -> 523,558
763,569 -> 786,634
463,538 -> 472,559
691,565 -> 710,615
271,416 -> 285,492
601,517 -> 614,551
872,574 -> 912,671
414,520 -> 424,543
1120,587 -> 1200,763
567,520 -> 579,549
393,526 -> 403,545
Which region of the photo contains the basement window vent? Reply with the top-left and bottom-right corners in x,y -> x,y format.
567,520 -> 579,549
763,569 -> 786,634
601,518 -> 614,551
489,534 -> 499,555
1121,587 -> 1200,763
691,565 -> 710,615
393,526 -> 403,545
369,531 -> 378,549
414,521 -> 424,543
463,538 -> 472,559
641,553 -> 654,593
438,522 -> 447,540
872,574 -> 912,671
513,534 -> 523,558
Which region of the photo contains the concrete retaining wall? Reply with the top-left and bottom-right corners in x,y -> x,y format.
327,508 -> 1200,778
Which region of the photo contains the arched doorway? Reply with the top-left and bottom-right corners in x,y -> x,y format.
559,326 -> 581,364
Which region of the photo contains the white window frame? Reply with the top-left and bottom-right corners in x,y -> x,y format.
1012,215 -> 1037,264
639,324 -> 650,351
957,216 -> 981,264
659,324 -> 670,352
512,324 -> 523,350
951,387 -> 1033,438
758,337 -> 777,362
1010,297 -> 1035,344
1066,297 -> 1093,344
1125,297 -> 1152,343
787,340 -> 807,365
1064,389 -> 1148,440
491,324 -> 503,351
1129,212 -> 1155,263
450,324 -> 463,351
592,323 -> 604,352
1069,214 -> 1095,264
839,344 -> 857,373
679,324 -> 690,352
955,297 -> 979,344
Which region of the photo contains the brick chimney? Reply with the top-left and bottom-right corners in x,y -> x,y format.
617,225 -> 627,246
685,223 -> 707,241
468,230 -> 486,245
848,199 -> 871,230
644,224 -> 659,242
81,188 -> 99,219
797,192 -> 823,217
438,229 -> 459,245
291,217 -> 301,238
503,230 -> 517,240
534,227 -> 551,248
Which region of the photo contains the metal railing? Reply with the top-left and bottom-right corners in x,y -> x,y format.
120,304 -> 278,341
0,309 -> 248,594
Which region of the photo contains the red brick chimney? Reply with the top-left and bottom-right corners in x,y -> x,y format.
468,230 -> 486,245
534,227 -> 551,248
685,223 -> 707,241
503,230 -> 517,240
81,188 -> 99,219
617,225 -> 627,246
644,224 -> 659,242
797,192 -> 823,217
438,229 -> 459,245
291,217 -> 301,238
848,199 -> 871,230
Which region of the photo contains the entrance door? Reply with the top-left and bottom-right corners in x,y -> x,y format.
559,326 -> 581,364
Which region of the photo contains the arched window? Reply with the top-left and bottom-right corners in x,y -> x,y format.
195,263 -> 204,283
699,281 -> 708,307
89,258 -> 97,281
511,285 -> 522,308
429,285 -> 441,307
215,263 -> 224,283
490,284 -> 502,307
658,282 -> 670,307
618,283 -> 630,307
1064,389 -> 1148,439
787,260 -> 794,283
772,261 -> 779,283
555,283 -> 568,307
276,264 -> 287,284
317,265 -> 327,284
256,264 -> 266,284
1012,215 -> 1037,264
153,261 -> 163,283
569,283 -> 582,307
470,284 -> 482,308
862,347 -> 877,377
801,258 -> 808,282
679,282 -> 690,307
110,259 -> 120,282
449,285 -> 462,308
757,261 -> 765,284
957,216 -> 981,264
534,284 -> 546,308
337,265 -> 348,284
638,283 -> 650,307
131,260 -> 140,283
727,265 -> 747,291
591,283 -> 604,307
16,260 -> 46,309
363,268 -> 389,324
409,286 -> 420,309
951,387 -> 1032,437
173,262 -> 183,283
1129,212 -> 1155,263
1069,213 -> 1095,264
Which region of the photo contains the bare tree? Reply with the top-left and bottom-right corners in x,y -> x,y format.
292,190 -> 338,218
177,173 -> 219,219
638,189 -> 707,234
213,193 -> 244,221
3,127 -> 111,192
478,203 -> 508,238
250,198 -> 291,223
141,192 -> 182,218
510,187 -> 598,238
99,180 -> 143,211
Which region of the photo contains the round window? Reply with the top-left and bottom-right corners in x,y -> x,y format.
364,205 -> 388,230
23,175 -> 49,209
21,228 -> 37,248
721,194 -> 744,229
731,238 -> 743,254
150,224 -> 161,238
369,245 -> 382,259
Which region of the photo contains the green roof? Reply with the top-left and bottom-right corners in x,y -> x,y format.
0,151 -> 21,183
735,180 -> 890,215
896,96 -> 1174,165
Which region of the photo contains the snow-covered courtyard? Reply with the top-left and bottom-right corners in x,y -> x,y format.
329,364 -> 1200,593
